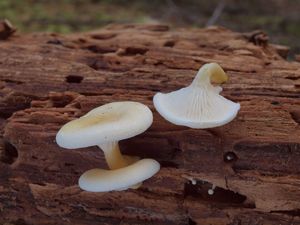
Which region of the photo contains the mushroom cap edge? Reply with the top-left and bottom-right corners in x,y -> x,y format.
56,101 -> 153,149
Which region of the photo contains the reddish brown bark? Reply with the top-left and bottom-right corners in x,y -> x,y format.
0,24 -> 299,225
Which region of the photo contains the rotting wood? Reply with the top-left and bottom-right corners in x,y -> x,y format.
0,24 -> 300,225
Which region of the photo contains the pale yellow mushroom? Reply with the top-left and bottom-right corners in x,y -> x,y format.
153,63 -> 240,128
79,159 -> 160,192
56,101 -> 160,192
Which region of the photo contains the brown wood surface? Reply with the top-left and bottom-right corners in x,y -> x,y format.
0,24 -> 300,225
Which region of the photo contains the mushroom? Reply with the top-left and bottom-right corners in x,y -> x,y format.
79,159 -> 160,192
182,175 -> 197,185
208,184 -> 216,195
56,101 -> 160,191
153,63 -> 240,128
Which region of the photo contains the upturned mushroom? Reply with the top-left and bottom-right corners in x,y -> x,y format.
153,63 -> 240,128
56,101 -> 160,192
79,159 -> 160,192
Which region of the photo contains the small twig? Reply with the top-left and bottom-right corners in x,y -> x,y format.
206,0 -> 226,27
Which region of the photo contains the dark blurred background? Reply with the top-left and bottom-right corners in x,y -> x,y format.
1,0 -> 300,56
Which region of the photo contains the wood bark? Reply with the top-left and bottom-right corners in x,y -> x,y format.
0,24 -> 299,225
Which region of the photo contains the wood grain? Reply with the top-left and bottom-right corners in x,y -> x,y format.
0,24 -> 299,225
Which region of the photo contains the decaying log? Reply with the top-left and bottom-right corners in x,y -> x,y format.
0,24 -> 299,225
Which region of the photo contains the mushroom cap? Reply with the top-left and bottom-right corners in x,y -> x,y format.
56,101 -> 153,149
153,63 -> 240,128
206,62 -> 228,84
78,158 -> 160,192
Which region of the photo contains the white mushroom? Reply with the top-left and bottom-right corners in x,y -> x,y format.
56,101 -> 160,192
208,184 -> 216,195
79,159 -> 160,192
153,63 -> 240,128
182,175 -> 197,185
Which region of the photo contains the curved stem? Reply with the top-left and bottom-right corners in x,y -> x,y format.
191,63 -> 228,87
98,141 -> 128,170
191,64 -> 211,87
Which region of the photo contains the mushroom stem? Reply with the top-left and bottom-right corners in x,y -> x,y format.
98,142 -> 128,170
98,142 -> 142,189
191,63 -> 228,87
